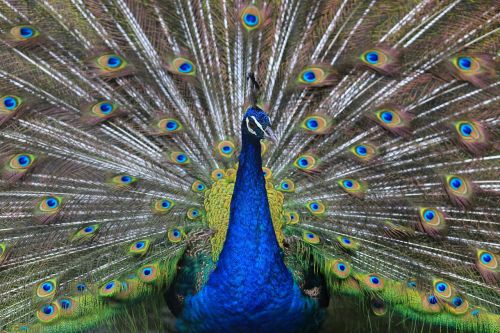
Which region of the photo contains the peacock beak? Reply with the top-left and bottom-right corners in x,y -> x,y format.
264,127 -> 278,143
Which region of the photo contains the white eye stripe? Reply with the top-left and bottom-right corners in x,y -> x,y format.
250,116 -> 265,132
246,117 -> 257,136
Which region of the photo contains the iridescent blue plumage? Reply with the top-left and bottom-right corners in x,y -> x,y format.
178,107 -> 321,333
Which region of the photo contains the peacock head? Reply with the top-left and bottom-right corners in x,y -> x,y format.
242,107 -> 277,143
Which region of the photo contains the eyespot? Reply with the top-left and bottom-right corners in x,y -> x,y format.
452,56 -> 481,73
306,201 -> 325,215
187,207 -> 202,220
447,296 -> 469,315
71,224 -> 100,242
168,227 -> 185,243
330,259 -> 351,279
9,153 -> 36,170
336,235 -> 359,251
191,180 -> 207,193
418,208 -> 444,227
217,140 -> 236,158
152,198 -> 174,213
262,167 -> 272,180
171,57 -> 196,76
375,109 -> 401,126
36,279 -> 57,299
293,154 -> 318,172
170,151 -> 191,165
338,178 -> 366,197
284,211 -> 300,224
90,101 -> 118,118
0,95 -> 23,113
300,115 -> 332,134
211,169 -> 226,181
445,175 -> 468,195
240,5 -> 263,30
138,263 -> 160,283
58,297 -> 78,316
476,249 -> 497,269
454,120 -> 484,143
36,303 -> 60,323
110,174 -> 137,188
350,143 -> 377,162
129,239 -> 150,255
38,196 -> 62,213
156,118 -> 183,134
363,274 -> 384,290
76,283 -> 87,292
99,279 -> 121,297
433,279 -> 453,299
296,67 -> 332,86
277,179 -> 295,192
302,231 -> 320,244
96,54 -> 128,72
10,25 -> 40,41
360,49 -> 391,69
407,280 -> 417,288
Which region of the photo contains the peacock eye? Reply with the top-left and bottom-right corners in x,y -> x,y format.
364,51 -> 379,64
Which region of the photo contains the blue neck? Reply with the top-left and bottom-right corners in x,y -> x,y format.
178,129 -> 317,333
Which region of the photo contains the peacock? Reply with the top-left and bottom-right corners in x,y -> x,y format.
0,0 -> 499,332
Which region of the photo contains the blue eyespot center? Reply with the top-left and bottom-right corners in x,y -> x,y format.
42,282 -> 53,292
173,230 -> 181,237
100,103 -> 113,114
20,27 -> 34,38
306,233 -> 315,239
298,158 -> 308,167
178,62 -> 193,73
3,96 -> 18,110
18,155 -> 30,167
222,146 -> 232,153
197,184 -> 205,191
452,297 -> 463,307
450,177 -> 462,190
428,295 -> 438,305
60,299 -> 71,310
176,154 -> 187,163
166,121 -> 178,130
342,237 -> 351,244
244,13 -> 259,27
84,226 -> 94,233
281,182 -> 289,189
471,309 -> 480,317
423,210 -> 435,221
107,56 -> 122,68
407,281 -> 417,288
105,282 -> 115,290
76,283 -> 86,291
370,276 -> 380,285
459,123 -> 473,137
135,241 -> 145,249
355,145 -> 367,156
436,282 -> 447,292
480,253 -> 492,264
381,111 -> 393,123
42,305 -> 54,315
46,198 -> 58,208
365,51 -> 379,64
121,175 -> 132,183
302,71 -> 316,83
306,119 -> 319,129
310,203 -> 319,211
143,268 -> 152,276
343,180 -> 353,188
338,263 -> 346,272
161,200 -> 171,208
457,57 -> 472,70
